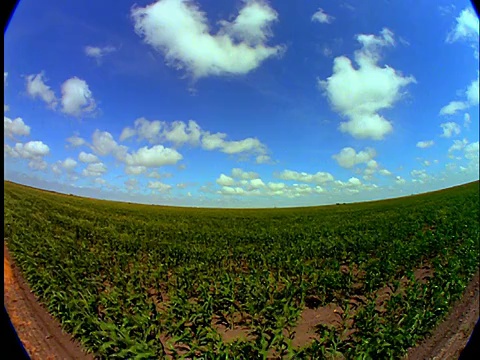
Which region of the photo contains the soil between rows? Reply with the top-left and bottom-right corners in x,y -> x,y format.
4,241 -> 479,359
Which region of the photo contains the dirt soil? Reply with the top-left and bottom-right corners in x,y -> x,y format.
4,240 -> 479,359
405,271 -> 479,360
4,242 -> 95,360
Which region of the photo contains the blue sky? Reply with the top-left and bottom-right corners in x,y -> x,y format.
4,0 -> 479,208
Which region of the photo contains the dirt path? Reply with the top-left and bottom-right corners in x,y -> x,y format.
406,271 -> 479,360
4,239 -> 479,359
4,242 -> 95,360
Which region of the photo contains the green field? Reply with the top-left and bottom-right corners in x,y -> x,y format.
4,180 -> 479,359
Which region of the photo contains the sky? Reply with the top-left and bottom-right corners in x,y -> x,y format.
4,0 -> 479,208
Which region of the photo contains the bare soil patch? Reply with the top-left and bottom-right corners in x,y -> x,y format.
406,271 -> 479,360
4,242 -> 94,360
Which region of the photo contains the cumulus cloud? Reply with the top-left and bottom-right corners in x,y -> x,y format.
120,117 -> 270,160
78,151 -> 99,163
119,127 -> 137,142
446,7 -> 479,43
131,0 -> 284,79
319,28 -> 415,140
61,157 -> 77,171
440,74 -> 479,115
125,145 -> 183,168
4,116 -> 30,139
416,140 -> 434,148
60,77 -> 96,117
148,180 -> 172,192
125,165 -> 148,175
464,141 -> 479,160
82,162 -> 107,177
25,72 -> 58,108
332,147 -> 376,168
5,140 -> 50,170
66,134 -> 87,148
84,45 -> 116,63
90,130 -> 128,160
440,122 -> 461,138
312,8 -> 334,24
448,138 -> 469,154
277,169 -> 334,184
231,167 -> 259,180
216,174 -> 236,186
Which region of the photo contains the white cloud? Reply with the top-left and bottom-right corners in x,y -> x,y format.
255,154 -> 271,164
267,182 -> 285,191
395,176 -> 406,184
91,130 -> 119,156
464,141 -> 479,160
201,131 -> 268,157
119,127 -> 137,142
4,116 -> 30,139
439,101 -> 469,115
82,162 -> 107,177
147,171 -> 173,179
463,113 -> 471,128
312,8 -> 334,24
131,0 -> 284,79
416,140 -> 434,148
51,163 -> 62,175
61,157 -> 77,171
319,28 -> 415,140
379,169 -> 392,176
446,7 -> 479,43
277,169 -> 334,184
231,168 -> 259,180
89,130 -> 128,161
250,178 -> 265,188
84,45 -> 116,62
5,140 -> 50,171
125,145 -> 183,168
5,141 -> 50,158
66,134 -> 87,148
25,72 -> 58,109
4,72 -> 8,87
410,169 -> 431,183
78,151 -> 99,163
122,117 -> 270,160
332,147 -> 376,168
148,180 -> 172,192
448,138 -> 469,154
60,77 -> 96,117
440,122 -> 461,138
125,165 -> 147,175
216,174 -> 236,186
163,120 -> 202,146
440,74 -> 480,115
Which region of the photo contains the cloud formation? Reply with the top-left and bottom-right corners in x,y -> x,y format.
4,116 -> 31,139
60,77 -> 96,117
416,140 -> 434,148
120,117 -> 270,162
319,28 -> 415,140
312,8 -> 334,24
84,45 -> 116,62
332,147 -> 376,168
25,72 -> 58,109
131,0 -> 284,78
